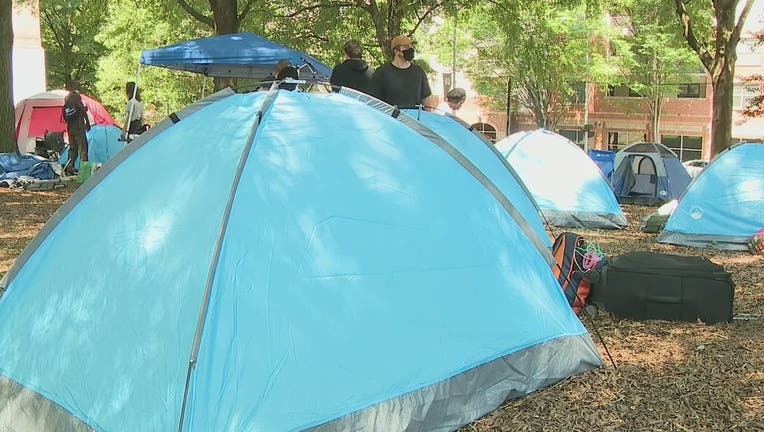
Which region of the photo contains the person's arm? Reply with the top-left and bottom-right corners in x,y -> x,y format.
367,66 -> 384,100
76,94 -> 91,130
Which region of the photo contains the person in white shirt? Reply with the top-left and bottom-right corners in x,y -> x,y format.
125,81 -> 146,135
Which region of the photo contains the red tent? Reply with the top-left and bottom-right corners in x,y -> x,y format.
14,90 -> 118,154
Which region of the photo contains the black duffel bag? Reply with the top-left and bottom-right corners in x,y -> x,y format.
590,252 -> 734,324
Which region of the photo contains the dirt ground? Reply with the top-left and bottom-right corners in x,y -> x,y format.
1,187 -> 762,431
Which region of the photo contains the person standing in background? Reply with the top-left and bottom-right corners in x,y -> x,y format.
330,39 -> 373,93
62,80 -> 90,175
368,35 -> 435,109
437,87 -> 467,114
125,81 -> 145,136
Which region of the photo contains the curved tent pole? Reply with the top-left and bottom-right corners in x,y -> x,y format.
176,88 -> 279,432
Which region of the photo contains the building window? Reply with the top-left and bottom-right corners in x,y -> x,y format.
607,85 -> 642,98
472,123 -> 497,143
608,131 -> 646,152
733,84 -> 759,110
568,82 -> 586,104
661,135 -> 702,162
558,129 -> 594,149
676,83 -> 706,99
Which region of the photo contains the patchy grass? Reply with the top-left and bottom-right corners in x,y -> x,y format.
1,189 -> 762,431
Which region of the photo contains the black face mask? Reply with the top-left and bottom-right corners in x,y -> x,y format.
402,47 -> 415,61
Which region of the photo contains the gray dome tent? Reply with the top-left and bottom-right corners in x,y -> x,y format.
611,142 -> 691,205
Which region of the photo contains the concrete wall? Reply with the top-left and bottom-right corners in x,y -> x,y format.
12,0 -> 46,104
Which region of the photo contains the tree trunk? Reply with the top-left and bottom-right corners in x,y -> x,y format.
711,68 -> 734,156
211,0 -> 238,91
0,0 -> 15,154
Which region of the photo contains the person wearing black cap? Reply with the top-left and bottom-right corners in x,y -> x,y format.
368,34 -> 434,109
330,39 -> 373,93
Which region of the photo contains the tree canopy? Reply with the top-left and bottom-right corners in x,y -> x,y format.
2,0 -> 759,156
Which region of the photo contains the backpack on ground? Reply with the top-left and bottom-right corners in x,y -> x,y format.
551,232 -> 606,314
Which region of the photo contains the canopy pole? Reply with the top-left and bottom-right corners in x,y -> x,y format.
123,64 -> 142,142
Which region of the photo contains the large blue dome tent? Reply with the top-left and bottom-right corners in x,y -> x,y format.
0,90 -> 600,431
495,129 -> 627,229
611,142 -> 691,205
402,108 -> 551,250
658,143 -> 764,250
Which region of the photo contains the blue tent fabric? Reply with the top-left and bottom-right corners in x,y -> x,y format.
140,32 -> 332,80
589,150 -> 615,180
658,143 -> 764,250
403,109 -> 552,250
60,125 -> 126,168
0,90 -> 600,432
495,129 -> 627,229
0,153 -> 57,181
611,142 -> 691,205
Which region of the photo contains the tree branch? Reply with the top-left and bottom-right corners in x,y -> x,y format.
175,0 -> 214,27
237,0 -> 257,22
674,0 -> 713,72
732,0 -> 755,44
269,2 -> 355,18
409,0 -> 448,36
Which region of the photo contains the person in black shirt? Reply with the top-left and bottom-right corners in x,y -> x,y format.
62,80 -> 91,176
330,40 -> 373,93
368,35 -> 434,109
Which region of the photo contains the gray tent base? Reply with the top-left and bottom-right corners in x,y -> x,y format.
657,232 -> 753,251
0,335 -> 600,431
0,375 -> 94,432
309,334 -> 601,432
542,210 -> 628,230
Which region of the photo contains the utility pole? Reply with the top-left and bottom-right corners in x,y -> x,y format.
451,13 -> 457,90
506,78 -> 512,136
583,54 -> 590,152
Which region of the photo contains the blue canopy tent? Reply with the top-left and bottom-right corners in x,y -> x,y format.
658,143 -> 764,250
140,32 -> 332,80
0,89 -> 600,431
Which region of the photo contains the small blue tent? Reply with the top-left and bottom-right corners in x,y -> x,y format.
0,90 -> 600,431
59,125 -> 126,168
611,142 -> 691,205
403,109 -> 551,250
140,32 -> 332,80
658,143 -> 764,250
495,129 -> 627,229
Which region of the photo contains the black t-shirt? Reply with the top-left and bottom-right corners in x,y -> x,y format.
368,63 -> 432,108
63,91 -> 89,131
